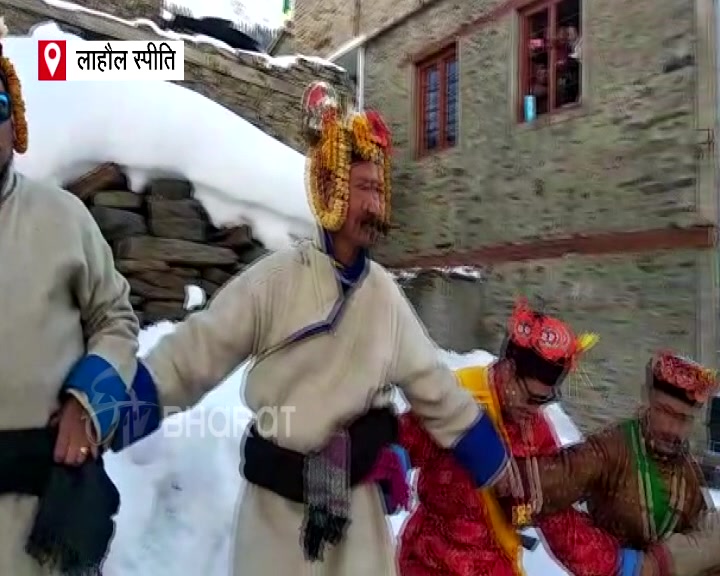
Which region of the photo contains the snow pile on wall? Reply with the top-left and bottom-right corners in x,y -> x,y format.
9,23 -> 315,249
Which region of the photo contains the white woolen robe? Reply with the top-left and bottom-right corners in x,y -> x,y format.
144,236 -> 501,576
0,168 -> 138,575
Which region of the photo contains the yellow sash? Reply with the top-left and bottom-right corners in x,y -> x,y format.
455,365 -> 524,576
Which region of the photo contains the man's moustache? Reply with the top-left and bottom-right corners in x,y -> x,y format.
361,216 -> 389,236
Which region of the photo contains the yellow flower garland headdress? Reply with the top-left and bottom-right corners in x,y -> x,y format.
0,17 -> 27,154
301,81 -> 391,231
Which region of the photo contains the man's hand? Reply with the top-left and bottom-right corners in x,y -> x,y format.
494,461 -> 525,499
636,550 -> 663,576
53,396 -> 98,465
638,556 -> 656,576
494,469 -> 514,497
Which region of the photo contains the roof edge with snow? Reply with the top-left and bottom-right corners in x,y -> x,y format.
391,266 -> 483,283
9,0 -> 343,97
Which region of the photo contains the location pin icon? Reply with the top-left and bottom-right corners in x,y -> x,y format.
44,43 -> 61,77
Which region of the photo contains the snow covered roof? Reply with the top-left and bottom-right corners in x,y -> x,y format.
161,1 -> 282,52
6,0 -> 352,150
161,13 -> 266,53
12,0 -> 341,71
10,23 -> 315,250
163,0 -> 285,32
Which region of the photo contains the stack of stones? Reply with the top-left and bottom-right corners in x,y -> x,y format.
65,162 -> 269,326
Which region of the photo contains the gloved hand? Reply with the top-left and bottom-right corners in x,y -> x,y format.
377,444 -> 411,515
389,444 -> 411,474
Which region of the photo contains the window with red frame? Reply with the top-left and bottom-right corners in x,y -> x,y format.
519,0 -> 581,122
416,45 -> 458,155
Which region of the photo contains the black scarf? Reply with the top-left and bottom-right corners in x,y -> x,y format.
0,427 -> 119,575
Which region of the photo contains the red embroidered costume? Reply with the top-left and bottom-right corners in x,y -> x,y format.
397,300 -> 614,575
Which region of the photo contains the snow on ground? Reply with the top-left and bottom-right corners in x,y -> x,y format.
7,24 -> 315,249
183,285 -> 206,310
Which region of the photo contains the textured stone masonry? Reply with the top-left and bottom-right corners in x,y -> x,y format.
366,0 -> 700,261
64,164 -> 269,327
350,0 -> 714,443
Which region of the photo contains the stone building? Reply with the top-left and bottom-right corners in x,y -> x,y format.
274,0 -> 720,438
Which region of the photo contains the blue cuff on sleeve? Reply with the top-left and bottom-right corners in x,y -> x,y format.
62,354 -> 128,441
619,548 -> 641,576
451,412 -> 508,488
111,360 -> 162,451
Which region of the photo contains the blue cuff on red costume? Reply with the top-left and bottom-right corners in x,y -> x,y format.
451,412 -> 508,488
389,443 -> 411,474
62,354 -> 129,441
619,548 -> 642,576
110,360 -> 162,451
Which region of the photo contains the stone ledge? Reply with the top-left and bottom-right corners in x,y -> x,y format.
387,225 -> 717,269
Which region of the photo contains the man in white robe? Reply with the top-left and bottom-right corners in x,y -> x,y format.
0,18 -> 138,575
114,82 -> 509,575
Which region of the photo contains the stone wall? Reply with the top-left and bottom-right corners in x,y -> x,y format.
64,164 -> 268,327
476,251 -> 704,431
366,0 -> 704,262
1,0 -> 354,152
66,0 -> 160,21
398,270 -> 487,353
180,54 -> 351,151
397,249 -> 713,448
293,0 -> 356,56
291,0 -> 439,58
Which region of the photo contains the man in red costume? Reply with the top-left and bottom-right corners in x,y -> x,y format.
397,299 -> 601,576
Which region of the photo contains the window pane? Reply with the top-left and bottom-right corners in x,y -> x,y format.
557,0 -> 581,32
526,9 -> 549,118
528,9 -> 549,57
423,66 -> 439,150
445,59 -> 458,145
555,0 -> 582,108
424,66 -> 439,91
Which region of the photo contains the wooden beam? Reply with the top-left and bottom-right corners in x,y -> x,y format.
0,0 -> 303,97
387,225 -> 718,269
